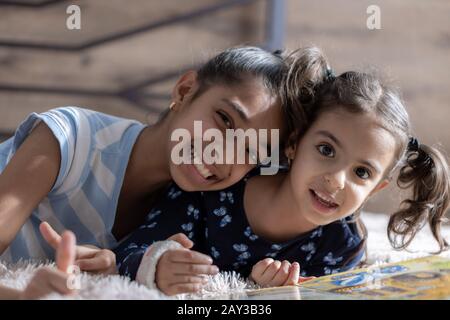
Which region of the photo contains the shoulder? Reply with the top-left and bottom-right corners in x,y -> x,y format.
14,107 -> 143,194
58,107 -> 145,152
40,106 -> 144,149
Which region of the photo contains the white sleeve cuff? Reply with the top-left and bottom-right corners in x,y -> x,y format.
135,240 -> 183,290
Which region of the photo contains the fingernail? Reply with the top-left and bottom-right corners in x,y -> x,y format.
212,266 -> 219,273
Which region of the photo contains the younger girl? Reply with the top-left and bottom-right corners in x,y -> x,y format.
0,46 -> 288,269
114,58 -> 450,295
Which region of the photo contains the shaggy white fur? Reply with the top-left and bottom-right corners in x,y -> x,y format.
0,212 -> 448,300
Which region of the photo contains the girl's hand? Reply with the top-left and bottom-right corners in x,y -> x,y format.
249,258 -> 315,287
20,230 -> 77,299
155,233 -> 219,296
39,222 -> 117,275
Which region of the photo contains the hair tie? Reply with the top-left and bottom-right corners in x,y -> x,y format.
272,49 -> 283,56
325,68 -> 336,82
408,137 -> 419,152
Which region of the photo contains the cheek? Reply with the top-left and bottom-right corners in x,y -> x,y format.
291,153 -> 321,181
342,185 -> 371,213
288,161 -> 312,198
230,163 -> 255,178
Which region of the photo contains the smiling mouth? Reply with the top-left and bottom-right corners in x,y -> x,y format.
309,189 -> 339,209
191,146 -> 217,180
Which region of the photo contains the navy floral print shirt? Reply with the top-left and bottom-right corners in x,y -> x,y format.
114,177 -> 364,280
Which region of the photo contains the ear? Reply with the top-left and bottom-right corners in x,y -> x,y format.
284,131 -> 299,161
370,179 -> 390,196
171,71 -> 199,108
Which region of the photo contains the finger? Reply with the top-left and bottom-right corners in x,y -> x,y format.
170,263 -> 219,276
169,250 -> 213,265
166,275 -> 209,286
251,258 -> 274,279
39,221 -> 61,250
284,262 -> 300,286
56,231 -> 76,273
166,283 -> 204,296
269,260 -> 291,286
76,252 -> 114,272
168,233 -> 193,249
39,222 -> 96,259
74,245 -> 102,258
259,260 -> 281,285
298,276 -> 317,284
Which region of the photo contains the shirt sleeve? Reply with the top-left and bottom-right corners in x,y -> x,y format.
10,107 -> 93,196
301,218 -> 365,277
114,242 -> 148,280
113,184 -> 207,280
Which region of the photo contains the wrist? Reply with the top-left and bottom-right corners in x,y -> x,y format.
136,240 -> 183,290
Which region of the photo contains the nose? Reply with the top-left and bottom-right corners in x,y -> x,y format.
324,170 -> 345,191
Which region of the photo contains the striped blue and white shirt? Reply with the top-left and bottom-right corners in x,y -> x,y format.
0,107 -> 146,263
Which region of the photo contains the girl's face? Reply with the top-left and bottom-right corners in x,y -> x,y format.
167,72 -> 284,191
288,108 -> 396,227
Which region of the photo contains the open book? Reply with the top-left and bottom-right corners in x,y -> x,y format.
239,256 -> 450,300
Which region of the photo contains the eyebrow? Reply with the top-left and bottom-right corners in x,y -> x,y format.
221,98 -> 249,123
316,130 -> 381,174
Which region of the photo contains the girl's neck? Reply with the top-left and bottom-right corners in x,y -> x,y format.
122,119 -> 173,200
245,172 -> 318,242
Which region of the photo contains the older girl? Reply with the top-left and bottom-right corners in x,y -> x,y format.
0,46 -> 288,278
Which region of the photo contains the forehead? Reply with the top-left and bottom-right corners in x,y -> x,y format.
310,109 -> 397,166
208,82 -> 284,129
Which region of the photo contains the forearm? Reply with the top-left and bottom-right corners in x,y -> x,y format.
0,203 -> 29,255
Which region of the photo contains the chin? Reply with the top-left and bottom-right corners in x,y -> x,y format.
304,210 -> 338,226
171,175 -> 195,191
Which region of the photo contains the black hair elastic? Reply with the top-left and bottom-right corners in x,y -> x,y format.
272,49 -> 283,56
325,68 -> 336,82
408,137 -> 419,152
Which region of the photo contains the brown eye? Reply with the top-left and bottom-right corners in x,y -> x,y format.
317,144 -> 335,158
217,111 -> 233,129
355,167 -> 371,179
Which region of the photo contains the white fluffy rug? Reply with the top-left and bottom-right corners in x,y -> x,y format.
1,212 -> 449,300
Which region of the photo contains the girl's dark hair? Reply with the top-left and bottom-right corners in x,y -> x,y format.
193,46 -> 286,99
158,46 -> 287,123
285,70 -> 450,259
161,45 -> 333,145
281,46 -> 331,142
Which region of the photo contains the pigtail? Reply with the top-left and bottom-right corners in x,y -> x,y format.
388,142 -> 450,253
281,46 -> 330,141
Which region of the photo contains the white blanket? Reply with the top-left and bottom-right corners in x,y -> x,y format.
0,212 -> 449,300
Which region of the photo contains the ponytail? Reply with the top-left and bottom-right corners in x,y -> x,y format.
281,46 -> 330,143
388,142 -> 450,253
